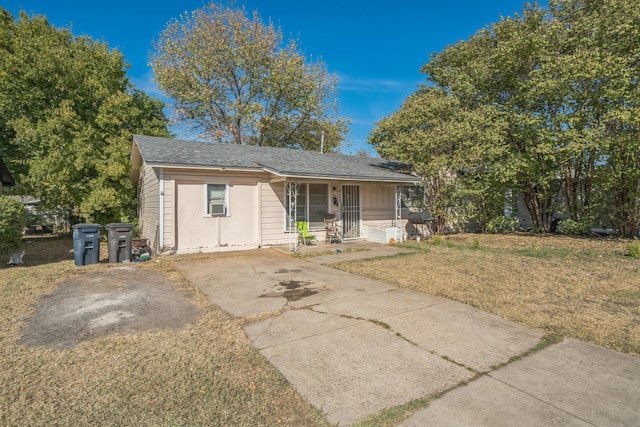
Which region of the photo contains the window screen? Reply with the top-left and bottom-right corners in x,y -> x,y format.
308,184 -> 328,228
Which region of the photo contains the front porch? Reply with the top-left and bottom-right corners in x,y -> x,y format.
271,239 -> 417,264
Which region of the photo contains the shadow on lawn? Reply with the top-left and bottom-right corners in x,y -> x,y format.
1,235 -> 78,268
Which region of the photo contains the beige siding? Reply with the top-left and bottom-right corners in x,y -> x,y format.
261,181 -> 291,245
137,165 -> 160,250
162,176 -> 175,249
361,183 -> 396,228
137,164 -> 415,252
360,183 -> 414,240
165,169 -> 264,254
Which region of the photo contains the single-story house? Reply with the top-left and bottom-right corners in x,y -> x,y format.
0,157 -> 15,195
129,135 -> 421,254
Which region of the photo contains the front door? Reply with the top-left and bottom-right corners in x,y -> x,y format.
341,185 -> 360,239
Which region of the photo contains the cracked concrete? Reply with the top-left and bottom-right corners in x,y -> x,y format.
173,248 -> 547,425
173,247 -> 640,426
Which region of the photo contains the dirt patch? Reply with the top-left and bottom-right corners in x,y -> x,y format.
19,265 -> 201,350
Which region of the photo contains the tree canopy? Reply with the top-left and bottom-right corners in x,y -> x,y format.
370,0 -> 640,237
0,9 -> 170,225
151,2 -> 348,151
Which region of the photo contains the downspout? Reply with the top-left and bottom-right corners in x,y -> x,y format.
396,185 -> 403,242
257,181 -> 263,247
159,168 -> 164,251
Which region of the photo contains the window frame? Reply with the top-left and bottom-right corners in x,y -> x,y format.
285,182 -> 329,231
204,183 -> 230,217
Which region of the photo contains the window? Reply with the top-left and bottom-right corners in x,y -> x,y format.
400,185 -> 424,209
286,182 -> 328,230
308,184 -> 328,228
205,184 -> 229,216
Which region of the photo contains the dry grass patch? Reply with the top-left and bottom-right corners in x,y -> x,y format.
1,237 -> 329,426
332,234 -> 640,357
445,232 -> 630,255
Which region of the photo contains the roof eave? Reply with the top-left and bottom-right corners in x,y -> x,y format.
144,162 -> 265,174
262,167 -> 420,183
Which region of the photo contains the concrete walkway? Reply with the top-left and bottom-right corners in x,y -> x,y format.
172,248 -> 640,426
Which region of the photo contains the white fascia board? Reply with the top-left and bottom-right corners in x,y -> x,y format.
262,167 -> 420,184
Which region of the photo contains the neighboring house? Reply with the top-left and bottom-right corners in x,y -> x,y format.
11,196 -> 69,233
129,135 -> 421,254
0,157 -> 15,195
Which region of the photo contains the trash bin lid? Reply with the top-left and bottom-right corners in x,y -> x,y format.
105,222 -> 134,230
72,223 -> 102,230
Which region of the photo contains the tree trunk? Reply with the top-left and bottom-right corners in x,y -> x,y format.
521,182 -> 552,232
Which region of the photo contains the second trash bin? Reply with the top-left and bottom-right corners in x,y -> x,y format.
72,223 -> 102,266
105,223 -> 134,263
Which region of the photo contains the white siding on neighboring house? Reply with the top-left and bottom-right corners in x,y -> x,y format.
517,193 -> 532,230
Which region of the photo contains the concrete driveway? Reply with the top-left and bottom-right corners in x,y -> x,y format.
172,248 -> 640,426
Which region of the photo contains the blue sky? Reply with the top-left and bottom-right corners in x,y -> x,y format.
3,1 -> 540,155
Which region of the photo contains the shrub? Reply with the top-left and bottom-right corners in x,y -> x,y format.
485,216 -> 518,233
627,240 -> 640,258
556,218 -> 592,236
0,196 -> 27,254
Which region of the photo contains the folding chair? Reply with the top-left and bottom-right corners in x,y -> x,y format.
296,221 -> 318,246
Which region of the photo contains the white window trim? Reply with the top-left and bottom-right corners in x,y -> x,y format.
284,181 -> 329,231
204,183 -> 230,217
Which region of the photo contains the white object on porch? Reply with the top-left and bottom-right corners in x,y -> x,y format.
365,226 -> 403,244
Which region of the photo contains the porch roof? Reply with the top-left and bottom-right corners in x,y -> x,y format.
131,135 -> 420,184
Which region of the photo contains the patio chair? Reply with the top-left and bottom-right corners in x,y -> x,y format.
296,221 -> 318,246
324,214 -> 341,244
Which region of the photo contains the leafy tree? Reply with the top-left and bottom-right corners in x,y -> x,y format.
370,87 -> 508,233
0,196 -> 26,255
0,9 -> 170,225
354,149 -> 371,158
423,5 -> 564,232
373,0 -> 640,236
552,0 -> 640,237
151,2 -> 348,150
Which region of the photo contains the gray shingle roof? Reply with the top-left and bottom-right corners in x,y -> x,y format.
133,135 -> 419,183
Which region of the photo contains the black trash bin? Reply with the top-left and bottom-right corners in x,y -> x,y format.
105,223 -> 134,263
72,223 -> 102,266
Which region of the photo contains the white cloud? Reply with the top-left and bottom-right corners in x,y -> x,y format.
337,73 -> 421,94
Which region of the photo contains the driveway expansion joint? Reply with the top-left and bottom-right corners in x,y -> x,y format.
486,370 -> 597,426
